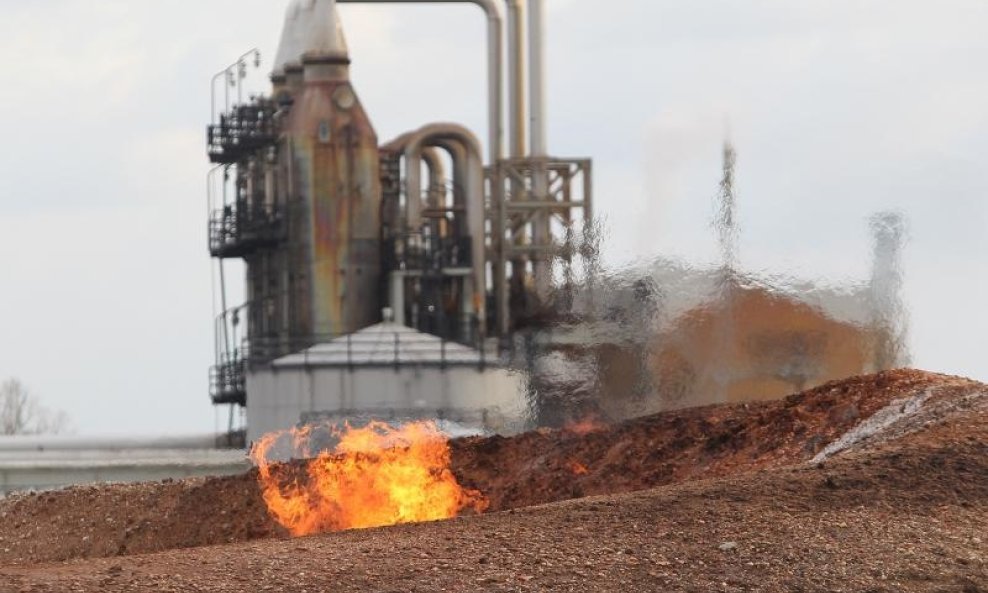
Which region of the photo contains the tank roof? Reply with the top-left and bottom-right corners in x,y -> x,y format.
272,323 -> 491,368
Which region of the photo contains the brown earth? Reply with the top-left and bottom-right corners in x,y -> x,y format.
0,369 -> 984,591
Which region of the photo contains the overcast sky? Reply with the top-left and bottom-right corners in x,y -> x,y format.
0,0 -> 985,435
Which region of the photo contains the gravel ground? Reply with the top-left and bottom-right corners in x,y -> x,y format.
1,433 -> 984,592
0,369 -> 984,591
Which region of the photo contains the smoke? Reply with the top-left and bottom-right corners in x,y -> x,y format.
708,139 -> 740,401
714,140 -> 740,274
520,139 -> 913,428
868,210 -> 910,370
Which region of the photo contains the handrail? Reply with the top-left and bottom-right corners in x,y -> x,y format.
210,48 -> 262,124
211,326 -> 493,384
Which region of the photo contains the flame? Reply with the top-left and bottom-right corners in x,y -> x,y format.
569,461 -> 590,476
250,421 -> 488,537
563,415 -> 607,436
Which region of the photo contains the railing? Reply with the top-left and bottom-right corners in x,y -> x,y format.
248,328 -> 490,372
209,322 -> 494,406
207,101 -> 277,164
208,201 -> 286,258
209,352 -> 247,406
235,308 -> 486,362
383,233 -> 473,273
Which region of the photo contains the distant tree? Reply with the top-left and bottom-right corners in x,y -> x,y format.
0,379 -> 71,436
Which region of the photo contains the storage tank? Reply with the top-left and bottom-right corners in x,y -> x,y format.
246,318 -> 528,442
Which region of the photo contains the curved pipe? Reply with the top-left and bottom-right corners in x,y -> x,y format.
420,147 -> 447,210
338,0 -> 504,162
403,124 -> 488,331
382,132 -> 446,218
430,138 -> 468,236
380,130 -> 413,153
385,133 -> 469,247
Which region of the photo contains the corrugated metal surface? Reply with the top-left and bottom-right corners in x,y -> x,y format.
272,322 -> 490,367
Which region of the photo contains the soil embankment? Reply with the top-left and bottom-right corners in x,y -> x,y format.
0,369 -> 984,591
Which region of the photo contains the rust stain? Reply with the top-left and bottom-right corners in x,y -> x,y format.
287,77 -> 381,337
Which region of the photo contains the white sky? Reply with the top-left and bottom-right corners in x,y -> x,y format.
0,0 -> 985,435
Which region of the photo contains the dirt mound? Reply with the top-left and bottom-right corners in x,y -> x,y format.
451,369 -> 983,511
0,471 -> 276,565
4,422 -> 986,592
0,369 -> 982,568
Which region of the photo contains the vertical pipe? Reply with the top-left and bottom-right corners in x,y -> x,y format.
506,0 -> 527,158
390,271 -> 406,326
528,0 -> 551,298
264,149 -> 276,211
421,148 -> 447,210
405,146 -> 424,231
337,0 -> 504,162
402,125 -> 488,335
432,139 -> 468,236
484,4 -> 504,162
582,160 -> 593,225
505,0 -> 529,334
496,171 -> 509,338
528,0 -> 546,159
206,165 -> 224,362
219,165 -> 233,358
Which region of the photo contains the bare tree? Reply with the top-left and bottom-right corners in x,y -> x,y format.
0,379 -> 71,436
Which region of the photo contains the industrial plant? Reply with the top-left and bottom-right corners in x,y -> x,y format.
207,0 -> 591,441
1,2 -> 984,591
205,0 -> 908,442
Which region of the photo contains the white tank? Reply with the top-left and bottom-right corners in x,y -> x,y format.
246,321 -> 528,442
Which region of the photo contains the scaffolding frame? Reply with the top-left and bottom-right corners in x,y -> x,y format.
489,157 -> 593,338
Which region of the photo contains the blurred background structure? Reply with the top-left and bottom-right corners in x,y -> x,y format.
204,2 -> 911,441
0,0 -> 984,442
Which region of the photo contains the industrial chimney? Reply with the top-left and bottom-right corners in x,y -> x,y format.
280,0 -> 383,338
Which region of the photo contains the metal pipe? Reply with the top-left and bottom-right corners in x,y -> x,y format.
218,165 -> 233,357
390,271 -> 407,326
382,133 -> 446,229
431,139 -> 468,237
420,147 -> 447,210
206,165 -> 225,364
528,0 -> 551,297
385,133 -> 466,238
210,48 -> 260,123
527,0 -> 546,159
337,0 -> 504,162
206,165 -> 224,218
504,0 -> 528,326
403,124 -> 488,334
382,133 -> 459,330
505,0 -> 527,158
432,137 -> 482,340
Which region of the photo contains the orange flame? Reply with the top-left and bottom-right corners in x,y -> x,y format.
563,415 -> 607,436
569,461 -> 590,476
250,421 -> 488,537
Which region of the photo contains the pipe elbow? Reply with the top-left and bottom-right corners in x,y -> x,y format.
468,0 -> 504,23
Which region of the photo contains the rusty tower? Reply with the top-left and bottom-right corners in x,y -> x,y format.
206,0 -> 593,413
